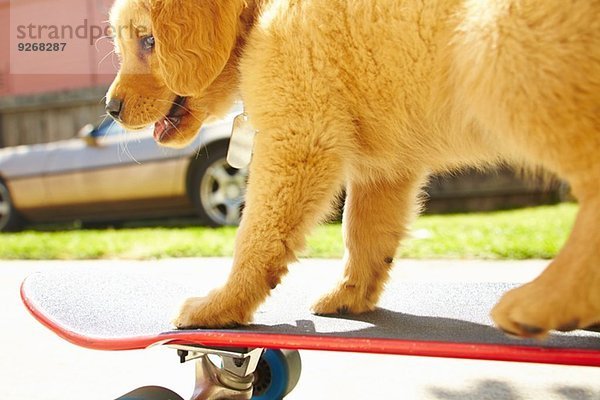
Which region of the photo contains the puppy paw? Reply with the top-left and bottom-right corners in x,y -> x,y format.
491,281 -> 600,339
311,284 -> 375,316
172,290 -> 252,329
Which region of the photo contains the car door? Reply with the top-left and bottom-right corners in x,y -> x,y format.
43,121 -> 189,208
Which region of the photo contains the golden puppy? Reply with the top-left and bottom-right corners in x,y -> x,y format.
106,0 -> 600,338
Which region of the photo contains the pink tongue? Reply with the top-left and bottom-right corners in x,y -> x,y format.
153,119 -> 167,141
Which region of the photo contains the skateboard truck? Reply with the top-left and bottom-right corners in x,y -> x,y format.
112,344 -> 301,399
171,345 -> 263,400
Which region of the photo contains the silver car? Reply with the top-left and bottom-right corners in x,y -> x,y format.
0,108 -> 248,231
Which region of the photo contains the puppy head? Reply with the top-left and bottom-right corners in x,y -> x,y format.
106,0 -> 244,147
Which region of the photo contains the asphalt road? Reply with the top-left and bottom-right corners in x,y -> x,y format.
2,258 -> 599,399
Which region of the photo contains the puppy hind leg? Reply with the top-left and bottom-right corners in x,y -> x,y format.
173,121 -> 346,329
484,52 -> 600,337
312,175 -> 425,316
492,174 -> 600,338
452,2 -> 600,336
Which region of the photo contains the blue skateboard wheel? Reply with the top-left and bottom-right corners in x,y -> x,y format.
252,350 -> 302,399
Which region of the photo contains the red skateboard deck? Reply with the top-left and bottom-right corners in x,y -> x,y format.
21,268 -> 600,366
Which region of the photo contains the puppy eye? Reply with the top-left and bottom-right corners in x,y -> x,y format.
141,35 -> 155,51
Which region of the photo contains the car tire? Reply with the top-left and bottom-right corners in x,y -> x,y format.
189,142 -> 248,227
0,180 -> 24,232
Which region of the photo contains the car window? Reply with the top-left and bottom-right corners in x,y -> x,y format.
94,118 -> 126,138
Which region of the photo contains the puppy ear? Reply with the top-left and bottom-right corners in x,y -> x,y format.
151,0 -> 243,96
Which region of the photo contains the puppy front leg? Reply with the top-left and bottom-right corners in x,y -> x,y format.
173,125 -> 345,328
312,175 -> 424,315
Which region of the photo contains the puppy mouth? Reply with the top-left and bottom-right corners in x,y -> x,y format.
154,95 -> 188,143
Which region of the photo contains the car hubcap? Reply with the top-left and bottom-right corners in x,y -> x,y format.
0,184 -> 11,229
200,158 -> 248,226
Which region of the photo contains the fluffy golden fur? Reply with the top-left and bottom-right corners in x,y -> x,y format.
107,0 -> 600,338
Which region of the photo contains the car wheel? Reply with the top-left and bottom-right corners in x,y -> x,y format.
190,142 -> 248,227
0,180 -> 23,232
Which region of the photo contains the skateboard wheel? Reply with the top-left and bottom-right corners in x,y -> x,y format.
114,385 -> 184,400
252,350 -> 302,399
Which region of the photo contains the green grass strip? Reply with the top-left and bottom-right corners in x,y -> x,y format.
0,203 -> 576,260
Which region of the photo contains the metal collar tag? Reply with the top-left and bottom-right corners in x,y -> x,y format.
227,113 -> 256,169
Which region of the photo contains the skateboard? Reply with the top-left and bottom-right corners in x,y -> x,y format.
21,268 -> 600,399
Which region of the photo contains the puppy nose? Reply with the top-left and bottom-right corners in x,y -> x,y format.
106,98 -> 123,121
